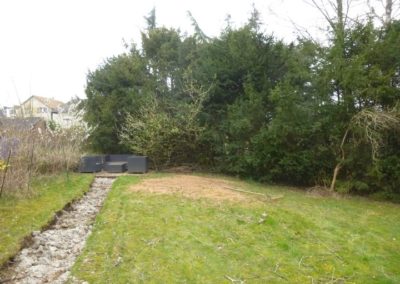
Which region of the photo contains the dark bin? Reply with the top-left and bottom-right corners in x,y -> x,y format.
127,156 -> 148,173
105,154 -> 131,162
79,156 -> 104,173
103,154 -> 132,173
103,161 -> 127,173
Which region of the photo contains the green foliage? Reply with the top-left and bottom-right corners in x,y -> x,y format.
144,7 -> 156,31
119,76 -> 207,169
83,51 -> 150,153
83,7 -> 400,198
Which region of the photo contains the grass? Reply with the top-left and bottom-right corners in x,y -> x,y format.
0,173 -> 94,266
71,174 -> 400,283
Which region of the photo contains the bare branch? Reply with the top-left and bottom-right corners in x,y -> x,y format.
288,17 -> 321,44
330,106 -> 400,191
352,108 -> 400,160
309,0 -> 337,30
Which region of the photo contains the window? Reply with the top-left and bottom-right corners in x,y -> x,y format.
37,107 -> 48,113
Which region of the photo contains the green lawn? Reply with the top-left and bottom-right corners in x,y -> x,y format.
0,173 -> 94,266
71,174 -> 400,283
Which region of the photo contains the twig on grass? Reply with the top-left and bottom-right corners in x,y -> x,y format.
222,186 -> 284,201
224,275 -> 245,283
270,269 -> 289,281
309,232 -> 346,263
223,186 -> 266,196
274,262 -> 280,273
298,255 -> 312,268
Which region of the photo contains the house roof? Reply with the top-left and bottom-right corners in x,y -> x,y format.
22,95 -> 64,110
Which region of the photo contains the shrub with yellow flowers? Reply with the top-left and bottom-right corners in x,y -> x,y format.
0,160 -> 7,171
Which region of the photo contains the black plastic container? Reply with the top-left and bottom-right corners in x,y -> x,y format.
79,156 -> 104,173
103,161 -> 127,173
105,154 -> 132,162
127,156 -> 148,173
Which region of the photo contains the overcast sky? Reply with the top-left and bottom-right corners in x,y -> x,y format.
0,0 -> 381,107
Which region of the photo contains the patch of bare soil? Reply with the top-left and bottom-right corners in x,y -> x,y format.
129,175 -> 259,203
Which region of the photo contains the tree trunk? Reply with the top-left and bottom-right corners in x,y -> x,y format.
329,127 -> 350,191
330,163 -> 341,191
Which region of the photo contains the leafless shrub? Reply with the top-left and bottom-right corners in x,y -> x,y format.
0,123 -> 88,197
329,106 -> 400,191
352,108 -> 400,160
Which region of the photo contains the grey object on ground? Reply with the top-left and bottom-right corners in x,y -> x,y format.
127,156 -> 148,173
78,156 -> 104,173
103,161 -> 127,173
104,154 -> 131,162
79,154 -> 148,173
103,154 -> 130,173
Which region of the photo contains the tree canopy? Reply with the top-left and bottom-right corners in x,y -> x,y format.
83,6 -> 400,199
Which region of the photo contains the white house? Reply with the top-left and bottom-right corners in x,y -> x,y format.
15,95 -> 64,119
13,95 -> 83,128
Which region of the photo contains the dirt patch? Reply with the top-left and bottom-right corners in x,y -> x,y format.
129,175 -> 259,202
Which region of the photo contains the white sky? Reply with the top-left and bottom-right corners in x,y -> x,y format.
0,0 -> 386,107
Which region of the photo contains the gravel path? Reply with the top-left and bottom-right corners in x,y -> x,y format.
0,177 -> 115,284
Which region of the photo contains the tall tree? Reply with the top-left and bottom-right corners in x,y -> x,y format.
141,27 -> 182,95
144,7 -> 156,30
83,50 -> 149,153
187,11 -> 210,43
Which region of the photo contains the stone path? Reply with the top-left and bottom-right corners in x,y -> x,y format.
0,177 -> 115,284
